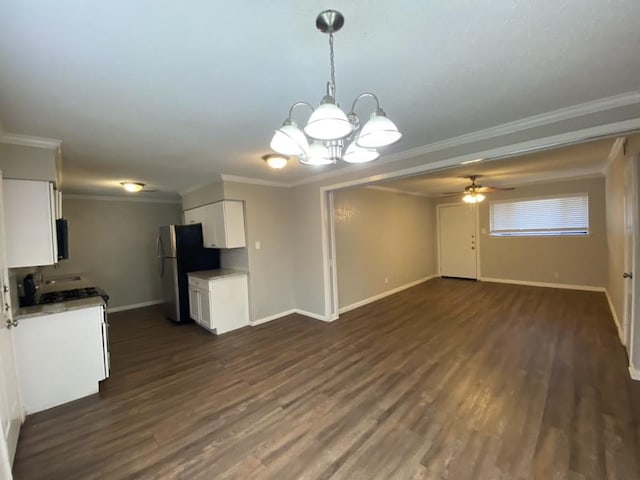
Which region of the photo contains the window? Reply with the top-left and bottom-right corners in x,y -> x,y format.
490,193 -> 589,237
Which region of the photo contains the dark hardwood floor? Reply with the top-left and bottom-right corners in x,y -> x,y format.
12,279 -> 640,479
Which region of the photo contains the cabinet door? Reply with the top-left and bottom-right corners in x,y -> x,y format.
184,208 -> 199,226
220,201 -> 246,248
200,289 -> 212,329
3,179 -> 56,268
209,275 -> 249,334
199,203 -> 219,248
188,286 -> 200,323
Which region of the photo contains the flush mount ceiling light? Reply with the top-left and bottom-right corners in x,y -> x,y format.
270,10 -> 402,166
262,154 -> 289,169
121,181 -> 145,193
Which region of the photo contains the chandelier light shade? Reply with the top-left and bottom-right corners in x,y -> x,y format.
268,10 -> 401,167
343,141 -> 380,163
304,101 -> 354,140
356,111 -> 403,149
299,141 -> 334,166
270,121 -> 309,156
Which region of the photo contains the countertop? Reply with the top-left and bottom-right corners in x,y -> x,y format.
14,296 -> 105,320
187,268 -> 248,280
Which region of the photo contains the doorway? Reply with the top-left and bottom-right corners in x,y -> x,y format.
438,203 -> 478,279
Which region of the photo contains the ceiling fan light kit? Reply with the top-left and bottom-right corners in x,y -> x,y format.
462,192 -> 485,203
269,10 -> 402,167
443,175 -> 515,203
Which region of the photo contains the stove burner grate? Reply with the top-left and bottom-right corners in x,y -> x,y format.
38,287 -> 109,305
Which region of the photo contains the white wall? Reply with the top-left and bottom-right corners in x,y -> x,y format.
41,196 -> 182,309
334,187 -> 436,310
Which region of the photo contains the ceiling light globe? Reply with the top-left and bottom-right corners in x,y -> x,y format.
462,194 -> 476,204
475,193 -> 486,202
342,141 -> 380,164
304,103 -> 353,140
262,154 -> 288,169
299,141 -> 334,166
356,112 -> 402,148
121,182 -> 144,193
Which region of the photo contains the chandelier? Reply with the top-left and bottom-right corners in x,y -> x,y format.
270,10 -> 402,166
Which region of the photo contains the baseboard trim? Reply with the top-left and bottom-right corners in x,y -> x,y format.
604,290 -> 625,345
250,308 -> 333,324
108,300 -> 163,313
294,309 -> 331,322
250,309 -> 296,326
338,274 -> 439,314
479,277 -> 605,292
629,365 -> 640,381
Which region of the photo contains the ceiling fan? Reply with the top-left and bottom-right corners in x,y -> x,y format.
443,175 -> 514,203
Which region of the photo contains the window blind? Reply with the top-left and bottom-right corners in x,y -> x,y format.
490,194 -> 589,237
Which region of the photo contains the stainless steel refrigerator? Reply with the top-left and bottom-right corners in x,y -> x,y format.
157,224 -> 220,323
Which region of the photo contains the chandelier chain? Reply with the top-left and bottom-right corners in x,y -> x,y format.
329,32 -> 336,96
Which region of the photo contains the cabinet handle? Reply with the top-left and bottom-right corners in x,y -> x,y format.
5,319 -> 17,329
4,303 -> 9,312
3,285 -> 8,294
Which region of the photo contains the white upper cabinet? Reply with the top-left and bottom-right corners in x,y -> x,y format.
184,200 -> 246,249
3,179 -> 57,268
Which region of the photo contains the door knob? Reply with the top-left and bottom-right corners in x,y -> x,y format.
623,272 -> 633,279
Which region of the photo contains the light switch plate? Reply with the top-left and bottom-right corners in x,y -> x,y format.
255,241 -> 261,250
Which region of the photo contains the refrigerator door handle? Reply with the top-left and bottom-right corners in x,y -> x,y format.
156,235 -> 163,258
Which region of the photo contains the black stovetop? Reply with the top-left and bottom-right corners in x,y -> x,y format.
38,287 -> 109,305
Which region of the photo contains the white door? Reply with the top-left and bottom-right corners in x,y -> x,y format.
0,174 -> 23,478
622,156 -> 637,348
438,204 -> 478,279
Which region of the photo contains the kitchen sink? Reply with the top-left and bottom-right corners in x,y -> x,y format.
44,275 -> 82,285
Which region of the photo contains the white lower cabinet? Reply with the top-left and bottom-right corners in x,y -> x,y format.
14,304 -> 108,414
188,272 -> 249,334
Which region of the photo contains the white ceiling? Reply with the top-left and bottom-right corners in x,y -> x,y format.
0,1 -> 639,198
374,137 -> 615,196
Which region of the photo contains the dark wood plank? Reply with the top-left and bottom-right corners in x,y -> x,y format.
11,279 -> 640,479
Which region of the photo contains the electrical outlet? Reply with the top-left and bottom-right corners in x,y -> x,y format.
553,272 -> 559,279
384,277 -> 389,284
255,241 -> 261,250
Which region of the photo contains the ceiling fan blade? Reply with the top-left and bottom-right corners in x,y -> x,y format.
441,191 -> 464,196
141,189 -> 158,193
475,186 -> 515,193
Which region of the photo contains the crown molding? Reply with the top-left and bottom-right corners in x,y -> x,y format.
63,193 -> 181,204
318,119 -> 640,194
0,132 -> 62,150
219,174 -> 289,188
365,185 -> 431,198
288,91 -> 640,187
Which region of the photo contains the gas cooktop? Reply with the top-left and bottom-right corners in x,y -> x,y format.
38,287 -> 109,305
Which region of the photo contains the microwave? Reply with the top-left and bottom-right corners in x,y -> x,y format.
56,218 -> 69,260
